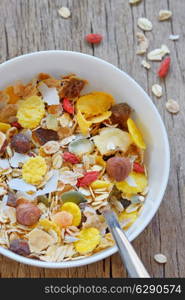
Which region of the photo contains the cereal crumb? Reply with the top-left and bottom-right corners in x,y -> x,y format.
58,7 -> 71,19
169,34 -> 179,41
166,99 -> 180,114
138,18 -> 153,31
159,10 -> 172,21
141,60 -> 151,70
152,84 -> 163,98
154,253 -> 167,264
129,0 -> 142,4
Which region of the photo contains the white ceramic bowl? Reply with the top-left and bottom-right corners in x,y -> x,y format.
0,51 -> 170,268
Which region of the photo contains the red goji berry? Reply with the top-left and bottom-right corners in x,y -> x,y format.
157,56 -> 171,78
85,33 -> 103,44
77,171 -> 99,187
63,152 -> 80,164
63,98 -> 74,114
133,162 -> 145,174
11,122 -> 22,129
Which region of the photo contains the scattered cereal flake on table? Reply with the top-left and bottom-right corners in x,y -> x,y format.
129,0 -> 142,4
58,7 -> 71,19
152,84 -> 163,98
147,45 -> 170,61
166,99 -> 180,114
38,83 -> 60,106
136,32 -> 149,55
159,10 -> 172,21
141,60 -> 151,70
154,253 -> 167,264
137,18 -> 153,31
169,34 -> 180,41
22,156 -> 47,185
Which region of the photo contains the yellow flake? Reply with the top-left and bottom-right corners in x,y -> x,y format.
118,211 -> 138,230
88,111 -> 112,123
17,96 -> 45,128
127,118 -> 146,149
22,156 -> 47,185
74,227 -> 101,254
115,171 -> 148,195
61,202 -> 81,226
91,180 -> 111,189
38,219 -> 61,241
0,122 -> 11,132
5,86 -> 20,104
76,110 -> 92,135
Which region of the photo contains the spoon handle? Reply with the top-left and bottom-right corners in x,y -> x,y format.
103,209 -> 150,278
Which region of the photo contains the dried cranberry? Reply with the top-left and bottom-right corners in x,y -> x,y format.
9,239 -> 30,256
11,133 -> 31,153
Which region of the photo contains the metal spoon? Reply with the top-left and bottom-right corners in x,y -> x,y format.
101,188 -> 150,278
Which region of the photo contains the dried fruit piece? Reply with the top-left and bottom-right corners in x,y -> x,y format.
62,98 -> 74,114
154,253 -> 167,264
60,75 -> 86,99
127,118 -> 146,149
166,99 -> 180,114
138,18 -> 153,31
10,121 -> 22,129
69,138 -> 94,156
63,152 -> 80,164
85,33 -> 103,44
7,192 -> 17,207
11,133 -> 31,153
0,122 -> 11,133
133,162 -> 145,173
152,84 -> 163,98
58,6 -> 71,18
0,132 -> 8,156
16,202 -> 41,226
42,141 -> 60,154
77,171 -> 99,187
74,227 -> 101,254
93,127 -> 132,155
77,92 -> 114,118
159,10 -> 172,21
116,171 -> 148,195
9,239 -> 30,256
32,127 -> 59,145
110,103 -> 132,129
157,56 -> 171,78
53,211 -> 73,228
106,157 -> 132,182
61,202 -> 81,226
22,156 -> 47,185
5,86 -> 20,104
17,96 -> 45,129
0,104 -> 18,123
61,191 -> 87,204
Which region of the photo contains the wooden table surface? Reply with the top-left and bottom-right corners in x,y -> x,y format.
0,0 -> 185,278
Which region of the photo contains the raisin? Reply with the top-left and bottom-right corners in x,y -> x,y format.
60,76 -> 86,99
110,103 -> 132,129
9,239 -> 30,256
106,157 -> 132,182
7,192 -> 17,207
11,133 -> 31,153
32,128 -> 59,145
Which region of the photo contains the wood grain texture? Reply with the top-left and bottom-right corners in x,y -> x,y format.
0,0 -> 184,278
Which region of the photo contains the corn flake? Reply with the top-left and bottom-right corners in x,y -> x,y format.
127,118 -> 146,149
74,227 -> 101,254
61,202 -> 81,226
116,171 -> 148,195
22,156 -> 47,185
39,218 -> 61,241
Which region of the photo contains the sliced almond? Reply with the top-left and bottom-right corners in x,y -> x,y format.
159,10 -> 172,21
138,18 -> 153,31
166,99 -> 180,114
58,7 -> 71,19
152,84 -> 163,98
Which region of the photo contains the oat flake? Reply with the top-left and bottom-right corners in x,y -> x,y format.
152,84 -> 163,98
166,99 -> 180,114
147,45 -> 170,61
154,253 -> 167,264
136,32 -> 149,55
159,10 -> 172,21
58,7 -> 71,19
138,18 -> 153,31
141,60 -> 151,70
129,0 -> 142,4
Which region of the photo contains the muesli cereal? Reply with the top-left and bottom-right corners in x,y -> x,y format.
0,73 -> 148,261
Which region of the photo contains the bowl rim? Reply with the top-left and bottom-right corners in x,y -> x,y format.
0,50 -> 170,268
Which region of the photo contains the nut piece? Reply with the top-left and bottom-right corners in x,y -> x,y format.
16,202 -> 41,226
159,10 -> 172,21
129,0 -> 142,4
136,32 -> 149,55
152,84 -> 163,98
106,157 -> 132,182
166,99 -> 180,114
0,132 -> 8,156
9,239 -> 30,256
154,253 -> 167,264
138,18 -> 153,31
58,7 -> 71,19
141,60 -> 151,70
11,133 -> 31,153
110,103 -> 132,129
43,141 -> 60,155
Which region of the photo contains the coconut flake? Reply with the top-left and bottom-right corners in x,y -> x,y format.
38,83 -> 60,106
169,34 -> 179,41
8,178 -> 36,192
9,152 -> 29,168
0,159 -> 10,169
2,195 -> 8,205
36,170 -> 59,196
125,175 -> 137,187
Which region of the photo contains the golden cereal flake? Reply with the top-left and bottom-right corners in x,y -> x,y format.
74,227 -> 101,254
22,156 -> 47,185
17,96 -> 45,128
